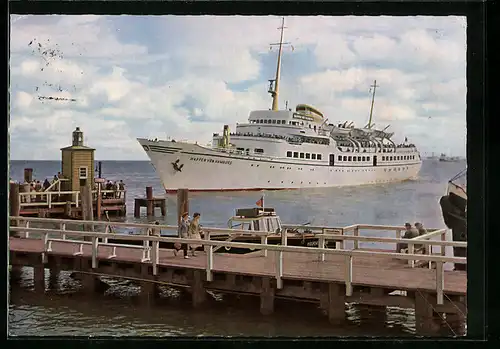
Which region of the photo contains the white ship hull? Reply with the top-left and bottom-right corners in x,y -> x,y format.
138,139 -> 422,193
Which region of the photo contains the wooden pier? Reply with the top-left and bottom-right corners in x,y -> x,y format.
9,179 -> 126,219
134,186 -> 166,218
8,217 -> 467,336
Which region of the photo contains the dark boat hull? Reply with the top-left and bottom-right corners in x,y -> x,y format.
107,235 -> 335,254
439,194 -> 467,271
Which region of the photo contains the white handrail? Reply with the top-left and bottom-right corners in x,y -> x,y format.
10,225 -> 467,305
316,233 -> 467,248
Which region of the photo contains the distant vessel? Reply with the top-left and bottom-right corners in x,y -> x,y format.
138,18 -> 422,193
439,168 -> 467,271
439,153 -> 461,162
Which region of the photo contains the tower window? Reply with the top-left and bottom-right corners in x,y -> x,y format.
287,151 -> 292,157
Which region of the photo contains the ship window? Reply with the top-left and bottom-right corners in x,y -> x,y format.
254,148 -> 264,154
353,157 -> 357,162
293,152 -> 298,158
362,156 -> 366,161
390,156 -> 393,161
367,156 -> 370,161
338,155 -> 342,161
312,154 -> 317,160
287,151 -> 292,157
343,156 -> 347,161
253,220 -> 260,231
299,153 -> 304,159
357,156 -> 361,161
272,120 -> 276,124
259,119 -> 263,123
382,156 -> 385,161
306,153 -> 310,159
348,156 -> 352,161
317,154 -> 322,160
237,148 -> 244,151
397,156 -> 400,160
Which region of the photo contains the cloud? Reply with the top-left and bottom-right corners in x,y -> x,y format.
9,15 -> 466,160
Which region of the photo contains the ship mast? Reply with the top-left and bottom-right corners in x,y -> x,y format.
368,80 -> 379,129
268,17 -> 290,111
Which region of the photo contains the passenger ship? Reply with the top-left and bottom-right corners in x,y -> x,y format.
138,18 -> 422,193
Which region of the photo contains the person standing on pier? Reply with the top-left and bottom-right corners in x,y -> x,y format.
175,212 -> 190,259
117,180 -> 125,198
188,212 -> 203,257
397,223 -> 419,253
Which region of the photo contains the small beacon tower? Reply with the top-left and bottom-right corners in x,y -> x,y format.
60,127 -> 95,191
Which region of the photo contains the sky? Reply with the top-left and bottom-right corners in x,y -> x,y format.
9,15 -> 467,160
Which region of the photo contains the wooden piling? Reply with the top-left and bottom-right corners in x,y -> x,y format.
260,276 -> 275,315
33,265 -> 45,293
146,186 -> 154,216
327,283 -> 345,324
177,189 -> 189,236
49,265 -> 60,290
140,264 -> 159,306
9,183 -> 20,235
414,291 -> 437,335
96,183 -> 102,220
80,179 -> 94,238
446,312 -> 466,336
24,168 -> 33,183
9,265 -> 23,285
191,270 -> 206,307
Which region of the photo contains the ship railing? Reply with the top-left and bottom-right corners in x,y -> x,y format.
9,216 -> 466,305
18,190 -> 127,209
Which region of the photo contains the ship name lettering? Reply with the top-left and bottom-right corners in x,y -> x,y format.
189,156 -> 232,166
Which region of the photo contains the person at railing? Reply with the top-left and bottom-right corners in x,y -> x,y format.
396,223 -> 420,253
188,212 -> 203,257
117,180 -> 125,198
414,222 -> 428,252
174,212 -> 190,259
43,178 -> 50,190
112,181 -> 119,198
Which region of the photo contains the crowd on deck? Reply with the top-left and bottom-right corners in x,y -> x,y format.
10,172 -> 126,203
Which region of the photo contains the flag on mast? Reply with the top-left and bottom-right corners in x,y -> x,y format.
256,196 -> 264,208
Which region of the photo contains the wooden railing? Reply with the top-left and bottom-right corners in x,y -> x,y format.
43,178 -> 69,193
9,217 -> 467,305
18,190 -> 126,209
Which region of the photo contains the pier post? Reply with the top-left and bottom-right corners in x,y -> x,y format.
191,270 -> 206,307
9,265 -> 23,285
96,183 -> 102,220
146,186 -> 154,216
24,168 -> 33,183
260,276 -> 275,315
48,264 -> 61,291
446,312 -> 466,336
327,283 -> 345,324
160,200 -> 167,216
415,291 -> 438,335
33,265 -> 45,293
80,179 -> 94,239
177,189 -> 189,235
9,183 -> 20,235
134,198 -> 141,217
140,265 -> 159,306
